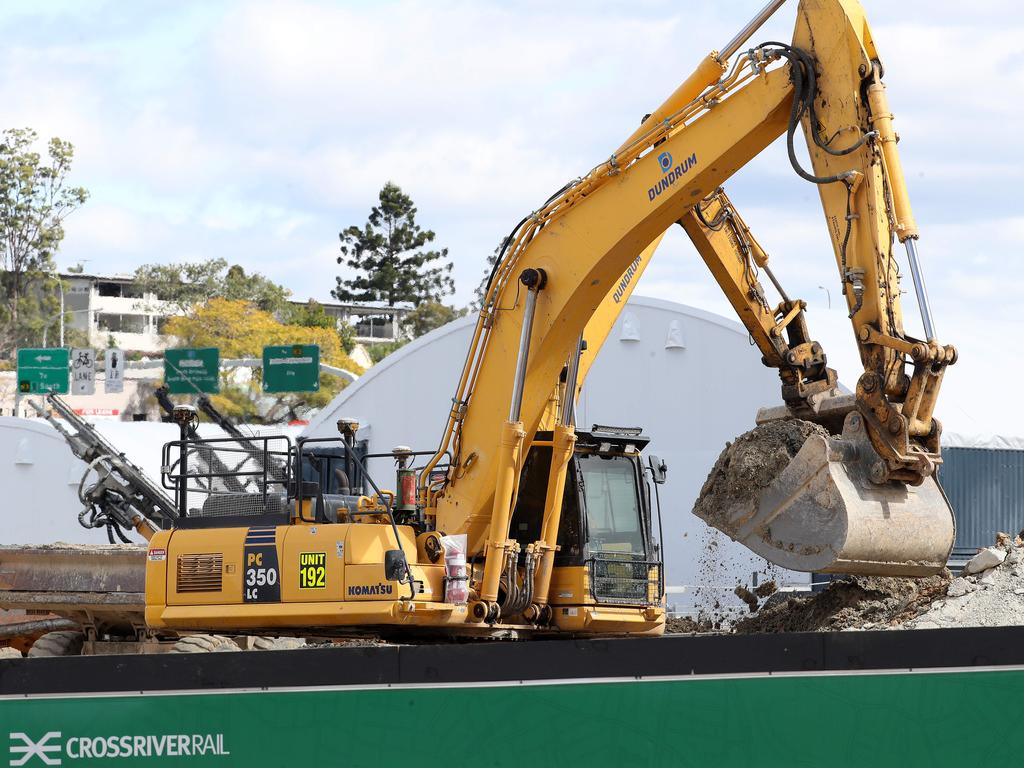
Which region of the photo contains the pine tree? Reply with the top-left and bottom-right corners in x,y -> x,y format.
334,182 -> 453,306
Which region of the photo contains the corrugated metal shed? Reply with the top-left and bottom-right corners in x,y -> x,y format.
940,446 -> 1024,554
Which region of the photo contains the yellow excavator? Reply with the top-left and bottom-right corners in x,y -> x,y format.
142,0 -> 955,638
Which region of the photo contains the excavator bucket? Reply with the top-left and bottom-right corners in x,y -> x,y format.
695,409 -> 955,577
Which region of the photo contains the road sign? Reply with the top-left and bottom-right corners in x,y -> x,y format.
71,348 -> 96,395
165,347 -> 220,394
263,344 -> 320,393
105,348 -> 124,394
17,348 -> 70,394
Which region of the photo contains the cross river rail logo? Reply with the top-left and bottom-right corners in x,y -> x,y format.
647,150 -> 698,202
9,731 -> 230,765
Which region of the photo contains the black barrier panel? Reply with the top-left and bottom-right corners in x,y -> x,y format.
4,627 -> 1024,697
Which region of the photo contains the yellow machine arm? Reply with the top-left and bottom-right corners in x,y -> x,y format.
679,188 -> 838,412
422,0 -> 955,597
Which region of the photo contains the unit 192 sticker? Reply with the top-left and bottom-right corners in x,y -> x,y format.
299,552 -> 326,589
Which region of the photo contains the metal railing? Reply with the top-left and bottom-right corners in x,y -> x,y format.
161,435 -> 292,521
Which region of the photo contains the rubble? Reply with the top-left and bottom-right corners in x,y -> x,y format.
946,577 -> 976,598
964,547 -> 1006,574
731,533 -> 1024,634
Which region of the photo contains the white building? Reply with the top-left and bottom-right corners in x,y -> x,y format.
302,299 -> 413,345
60,272 -> 176,353
56,272 -> 411,354
303,295 -> 813,616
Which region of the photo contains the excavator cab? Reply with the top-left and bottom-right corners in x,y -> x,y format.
511,426 -> 664,624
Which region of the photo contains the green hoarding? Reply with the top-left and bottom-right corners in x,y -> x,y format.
164,348 -> 220,394
2,668 -> 1023,766
262,344 -> 319,393
16,348 -> 70,394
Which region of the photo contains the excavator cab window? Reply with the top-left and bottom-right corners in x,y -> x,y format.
576,453 -> 646,556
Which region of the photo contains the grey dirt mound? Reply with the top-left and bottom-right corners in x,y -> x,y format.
693,419 -> 829,531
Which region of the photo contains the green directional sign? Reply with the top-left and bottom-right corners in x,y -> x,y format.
165,347 -> 220,394
263,344 -> 320,393
17,348 -> 70,394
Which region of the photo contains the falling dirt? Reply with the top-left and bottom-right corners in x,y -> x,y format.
733,585 -> 759,613
693,419 -> 829,532
754,580 -> 778,599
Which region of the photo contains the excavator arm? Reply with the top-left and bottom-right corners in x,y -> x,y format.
679,188 -> 838,413
423,0 -> 955,611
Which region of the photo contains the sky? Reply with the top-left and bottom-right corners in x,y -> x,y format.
1,0 -> 1021,435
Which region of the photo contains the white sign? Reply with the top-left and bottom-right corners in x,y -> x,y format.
70,348 -> 96,396
104,348 -> 124,394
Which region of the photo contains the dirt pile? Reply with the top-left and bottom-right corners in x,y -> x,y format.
693,419 -> 828,532
733,534 -> 1024,633
665,616 -> 716,634
735,572 -> 951,633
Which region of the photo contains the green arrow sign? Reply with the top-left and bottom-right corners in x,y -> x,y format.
165,347 -> 220,394
17,348 -> 70,394
263,344 -> 320,393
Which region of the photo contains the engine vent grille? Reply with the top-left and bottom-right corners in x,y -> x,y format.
176,553 -> 224,593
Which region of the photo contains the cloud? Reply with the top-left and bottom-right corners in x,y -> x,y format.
0,0 -> 1019,435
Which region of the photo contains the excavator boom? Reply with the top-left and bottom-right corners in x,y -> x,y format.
425,0 -> 955,579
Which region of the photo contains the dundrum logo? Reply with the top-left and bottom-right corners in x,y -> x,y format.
647,150 -> 698,201
9,731 -> 230,765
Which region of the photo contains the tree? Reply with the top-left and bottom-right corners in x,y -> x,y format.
283,299 -> 356,354
133,258 -> 290,314
367,339 -> 407,364
164,298 -> 364,423
0,128 -> 88,354
473,238 -> 507,310
403,301 -> 466,338
334,182 -> 454,307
